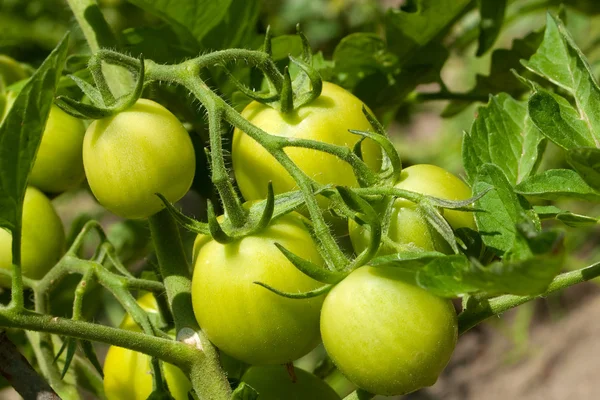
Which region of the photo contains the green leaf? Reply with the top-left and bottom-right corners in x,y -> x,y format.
80,340 -> 104,378
127,0 -> 232,50
515,169 -> 600,202
385,0 -> 471,61
523,13 -> 600,147
566,147 -> 600,191
463,93 -> 545,185
473,164 -> 525,255
0,35 -> 68,234
443,28 -> 544,117
476,0 -> 507,56
270,35 -> 303,62
332,33 -> 398,89
415,255 -> 480,297
199,0 -> 261,50
354,41 -> 449,118
376,231 -> 562,297
231,382 -> 259,400
534,205 -> 599,227
123,25 -> 194,63
527,89 -> 596,150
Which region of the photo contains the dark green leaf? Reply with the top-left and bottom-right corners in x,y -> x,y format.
417,227 -> 562,297
80,341 -> 103,378
473,164 -> 525,255
385,0 -> 471,61
523,13 -> 600,146
463,93 -> 545,185
527,89 -> 596,150
566,147 -> 600,191
515,169 -> 600,201
200,0 -> 261,50
332,33 -> 398,89
354,41 -> 448,118
0,35 -> 68,234
476,0 -> 507,56
127,0 -> 232,50
415,255 -> 480,297
123,25 -> 194,63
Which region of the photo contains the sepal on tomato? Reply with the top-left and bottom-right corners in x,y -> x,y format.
56,52 -> 145,119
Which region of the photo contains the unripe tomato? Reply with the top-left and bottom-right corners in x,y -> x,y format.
232,82 -> 381,205
241,365 -> 341,400
0,186 -> 65,281
320,266 -> 457,396
191,212 -> 325,365
29,105 -> 86,193
349,164 -> 474,255
83,99 -> 195,219
103,293 -> 192,400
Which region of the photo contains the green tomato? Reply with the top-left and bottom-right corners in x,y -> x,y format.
349,164 -> 475,255
320,266 -> 457,396
0,186 -> 65,281
103,293 -> 192,400
192,212 -> 325,365
83,99 -> 195,219
241,365 -> 341,400
232,81 -> 381,206
29,105 -> 86,193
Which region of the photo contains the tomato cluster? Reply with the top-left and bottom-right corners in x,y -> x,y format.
222,82 -> 468,396
15,81 -> 469,397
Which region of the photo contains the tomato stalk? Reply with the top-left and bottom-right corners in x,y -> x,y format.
9,223 -> 24,312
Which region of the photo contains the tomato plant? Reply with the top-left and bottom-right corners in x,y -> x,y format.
241,365 -> 341,400
83,98 -> 195,219
232,81 -> 381,205
29,105 -> 86,193
103,294 -> 192,400
349,164 -> 475,254
320,266 -> 458,396
191,212 -> 325,365
1,3 -> 598,400
0,186 -> 64,281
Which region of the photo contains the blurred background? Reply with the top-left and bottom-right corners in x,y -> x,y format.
2,0 -> 600,398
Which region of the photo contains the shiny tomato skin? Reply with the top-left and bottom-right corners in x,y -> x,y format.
241,365 -> 341,400
232,82 -> 381,204
349,164 -> 474,255
83,99 -> 195,219
29,105 -> 86,193
0,186 -> 65,281
191,212 -> 326,365
103,293 -> 192,400
320,266 -> 457,396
